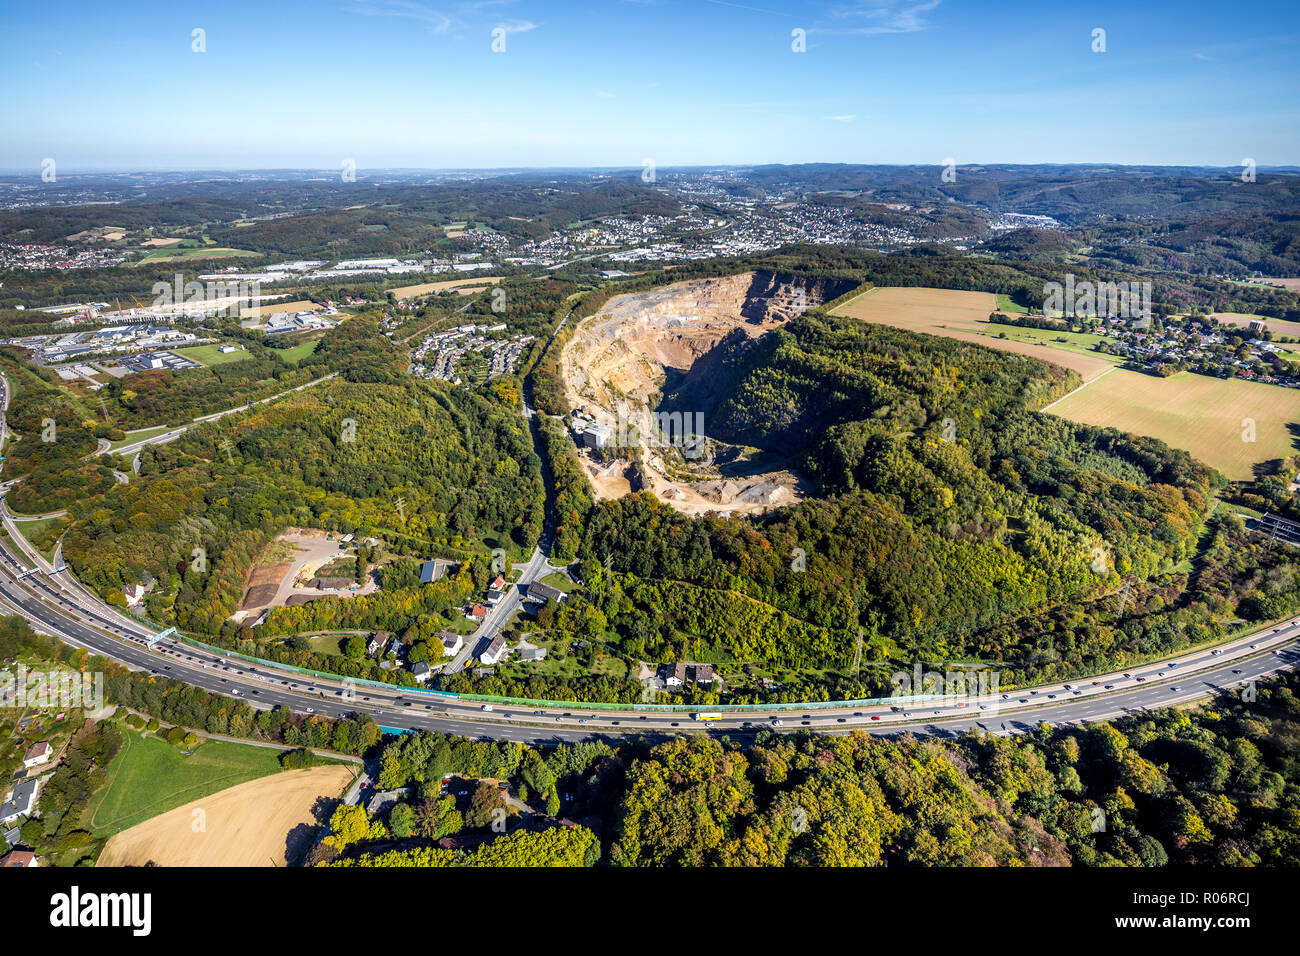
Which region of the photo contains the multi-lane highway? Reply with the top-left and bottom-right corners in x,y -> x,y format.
0,496 -> 1296,745
0,368 -> 1296,745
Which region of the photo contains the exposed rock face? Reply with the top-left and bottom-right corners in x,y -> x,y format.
561,271 -> 844,514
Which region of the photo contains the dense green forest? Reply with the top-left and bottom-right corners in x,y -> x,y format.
470,310 -> 1220,699
53,318 -> 544,641
5,608 -> 1299,868
318,668 -> 1300,867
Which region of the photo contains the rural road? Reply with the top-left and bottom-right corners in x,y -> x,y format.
81,371 -> 340,461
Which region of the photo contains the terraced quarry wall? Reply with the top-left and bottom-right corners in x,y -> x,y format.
560,271 -> 849,514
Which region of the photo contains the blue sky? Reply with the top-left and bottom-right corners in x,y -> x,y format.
2,0 -> 1297,171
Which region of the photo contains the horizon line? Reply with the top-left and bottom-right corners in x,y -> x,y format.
3,161 -> 1300,178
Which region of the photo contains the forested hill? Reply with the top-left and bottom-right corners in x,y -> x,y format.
59,325 -> 544,639
693,311 -> 1077,458
575,313 -> 1223,693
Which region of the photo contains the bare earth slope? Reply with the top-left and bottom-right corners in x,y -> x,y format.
561,272 -> 830,514
97,765 -> 356,867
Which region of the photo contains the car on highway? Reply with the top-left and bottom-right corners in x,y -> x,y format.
871,715 -> 880,721
771,718 -> 784,726
481,704 -> 493,712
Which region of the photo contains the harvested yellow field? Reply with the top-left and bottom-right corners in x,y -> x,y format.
1047,368 -> 1300,480
833,286 -> 1115,381
1211,311 -> 1300,338
242,299 -> 322,318
141,237 -> 183,247
97,765 -> 356,867
390,276 -> 501,299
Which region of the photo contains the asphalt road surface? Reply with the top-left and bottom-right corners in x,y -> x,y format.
0,500 -> 1295,745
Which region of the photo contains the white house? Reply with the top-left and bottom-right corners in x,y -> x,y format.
122,583 -> 145,607
479,634 -> 506,666
22,742 -> 52,769
412,662 -> 433,683
438,632 -> 464,657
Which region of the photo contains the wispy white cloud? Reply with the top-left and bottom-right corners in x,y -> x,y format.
343,0 -> 454,32
703,0 -> 788,15
822,0 -> 941,35
494,18 -> 537,33
824,114 -> 856,121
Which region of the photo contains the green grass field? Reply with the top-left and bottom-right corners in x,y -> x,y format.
107,425 -> 172,453
175,343 -> 252,366
12,516 -> 64,560
973,324 -> 1126,365
540,572 -> 576,594
1048,368 -> 1300,479
995,294 -> 1029,314
83,730 -> 285,837
276,339 -> 321,366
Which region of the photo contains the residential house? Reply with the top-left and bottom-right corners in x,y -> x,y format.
0,850 -> 37,868
526,582 -> 565,604
21,742 -> 52,769
438,632 -> 464,657
486,574 -> 507,605
420,559 -> 456,584
412,662 -> 433,683
664,661 -> 716,688
517,647 -> 547,662
123,583 -> 145,607
466,604 -> 488,623
1,779 -> 39,825
368,632 -> 393,657
480,634 -> 507,666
